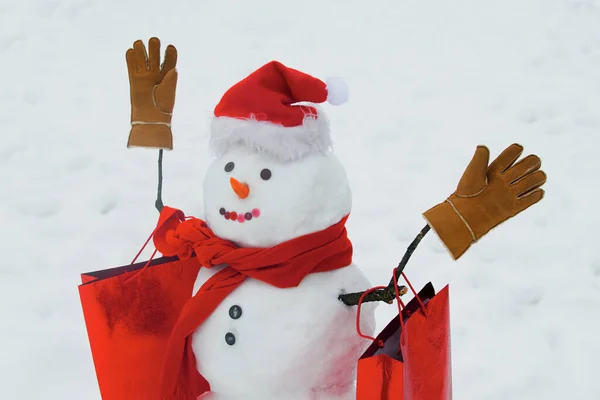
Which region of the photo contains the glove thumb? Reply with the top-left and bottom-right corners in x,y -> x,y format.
155,68 -> 178,113
456,145 -> 489,196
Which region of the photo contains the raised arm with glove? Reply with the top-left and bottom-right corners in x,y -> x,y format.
126,37 -> 178,150
340,143 -> 547,305
423,143 -> 546,260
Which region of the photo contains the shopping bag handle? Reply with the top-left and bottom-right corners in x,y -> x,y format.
356,270 -> 428,351
393,269 -> 426,317
124,206 -> 187,283
356,285 -> 388,347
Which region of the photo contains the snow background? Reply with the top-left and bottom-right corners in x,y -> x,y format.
1,0 -> 599,398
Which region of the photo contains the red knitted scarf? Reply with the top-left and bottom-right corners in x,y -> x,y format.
152,206 -> 353,399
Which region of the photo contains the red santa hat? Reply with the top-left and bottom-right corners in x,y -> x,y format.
210,61 -> 348,162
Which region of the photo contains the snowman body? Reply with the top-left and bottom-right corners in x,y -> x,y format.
191,148 -> 377,399
191,262 -> 375,399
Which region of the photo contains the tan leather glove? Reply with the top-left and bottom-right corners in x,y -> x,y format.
423,143 -> 546,260
126,37 -> 178,150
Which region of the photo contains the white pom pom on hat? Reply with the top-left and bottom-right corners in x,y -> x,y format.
325,77 -> 349,106
210,61 -> 349,162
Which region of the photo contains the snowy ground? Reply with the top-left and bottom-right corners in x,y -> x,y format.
2,0 -> 600,398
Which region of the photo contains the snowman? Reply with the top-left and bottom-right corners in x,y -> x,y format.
152,61 -> 378,400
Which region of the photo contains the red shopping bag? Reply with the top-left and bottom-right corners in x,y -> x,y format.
356,273 -> 452,400
78,228 -> 206,399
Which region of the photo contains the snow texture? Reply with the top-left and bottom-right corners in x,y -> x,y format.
1,0 -> 599,399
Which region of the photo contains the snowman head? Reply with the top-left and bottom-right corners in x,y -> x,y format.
203,61 -> 351,247
203,147 -> 351,248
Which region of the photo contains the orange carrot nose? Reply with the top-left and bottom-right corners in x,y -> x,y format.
230,177 -> 250,199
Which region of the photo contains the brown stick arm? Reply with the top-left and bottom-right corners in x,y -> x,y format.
338,224 -> 431,306
155,149 -> 164,212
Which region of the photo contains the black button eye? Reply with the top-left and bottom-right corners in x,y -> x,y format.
260,168 -> 272,180
224,162 -> 235,172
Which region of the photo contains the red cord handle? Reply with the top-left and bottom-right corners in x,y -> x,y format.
356,268 -> 428,352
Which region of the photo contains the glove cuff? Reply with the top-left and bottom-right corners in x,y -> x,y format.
422,200 -> 475,260
127,124 -> 173,150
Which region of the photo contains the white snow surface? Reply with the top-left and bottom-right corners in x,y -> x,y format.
1,0 -> 599,399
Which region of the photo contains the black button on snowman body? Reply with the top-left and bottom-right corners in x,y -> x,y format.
225,305 -> 243,346
229,305 -> 242,319
225,332 -> 236,346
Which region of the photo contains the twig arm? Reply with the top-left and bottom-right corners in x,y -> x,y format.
155,149 -> 164,212
339,285 -> 408,306
387,224 -> 430,287
338,224 -> 431,306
